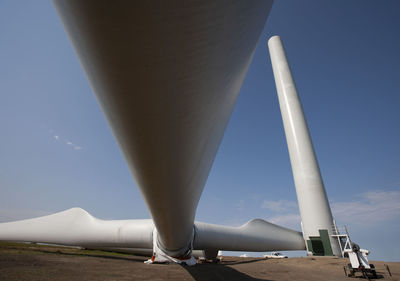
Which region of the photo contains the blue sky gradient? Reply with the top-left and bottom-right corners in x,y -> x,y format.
1,1 -> 399,261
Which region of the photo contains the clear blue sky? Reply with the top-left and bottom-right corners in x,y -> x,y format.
1,1 -> 399,261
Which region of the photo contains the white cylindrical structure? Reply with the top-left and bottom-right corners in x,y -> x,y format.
52,0 -> 273,257
268,36 -> 340,256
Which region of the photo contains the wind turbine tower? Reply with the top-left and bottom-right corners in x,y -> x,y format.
268,36 -> 341,256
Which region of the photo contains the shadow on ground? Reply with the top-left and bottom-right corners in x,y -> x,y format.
182,262 -> 272,281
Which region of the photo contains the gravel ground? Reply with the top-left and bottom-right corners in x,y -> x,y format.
0,242 -> 398,281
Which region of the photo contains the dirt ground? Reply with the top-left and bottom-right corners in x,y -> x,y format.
0,242 -> 398,281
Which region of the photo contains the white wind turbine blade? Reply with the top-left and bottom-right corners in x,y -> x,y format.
52,0 -> 274,255
0,208 -> 153,249
0,208 -> 304,253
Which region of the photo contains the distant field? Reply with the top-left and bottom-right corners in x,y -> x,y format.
0,242 -> 398,281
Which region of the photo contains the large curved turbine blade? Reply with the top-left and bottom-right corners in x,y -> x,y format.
195,219 -> 305,252
52,0 -> 273,255
0,209 -> 304,253
0,208 -> 153,248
